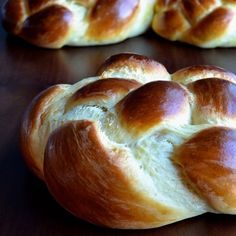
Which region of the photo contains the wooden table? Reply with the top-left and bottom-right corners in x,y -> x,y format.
1,4 -> 236,235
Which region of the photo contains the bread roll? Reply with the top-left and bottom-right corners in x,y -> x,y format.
21,53 -> 236,228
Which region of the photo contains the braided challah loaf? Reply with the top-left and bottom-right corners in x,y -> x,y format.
21,53 -> 236,229
2,0 -> 156,48
2,0 -> 236,48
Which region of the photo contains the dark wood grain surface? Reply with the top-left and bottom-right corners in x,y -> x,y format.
1,2 -> 236,235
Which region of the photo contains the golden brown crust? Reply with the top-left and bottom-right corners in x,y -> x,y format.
175,127 -> 236,213
86,0 -> 139,40
116,81 -> 190,136
2,1 -> 74,48
20,5 -> 73,48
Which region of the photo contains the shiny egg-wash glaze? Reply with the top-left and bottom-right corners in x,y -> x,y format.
21,53 -> 236,229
